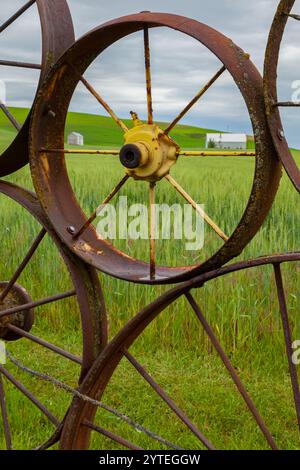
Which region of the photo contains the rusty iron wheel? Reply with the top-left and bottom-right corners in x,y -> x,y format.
264,0 -> 300,193
29,12 -> 282,285
60,252 -> 300,450
0,0 -> 75,177
0,180 -> 107,449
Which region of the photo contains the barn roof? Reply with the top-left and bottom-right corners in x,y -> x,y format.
69,132 -> 83,137
207,133 -> 247,142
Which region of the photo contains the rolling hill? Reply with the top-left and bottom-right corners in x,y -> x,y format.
0,107 -> 255,151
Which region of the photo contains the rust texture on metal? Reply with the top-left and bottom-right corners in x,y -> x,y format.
29,12 -> 281,285
0,0 -> 75,177
264,0 -> 300,192
60,253 -> 300,449
0,1 -> 299,451
0,180 -> 107,449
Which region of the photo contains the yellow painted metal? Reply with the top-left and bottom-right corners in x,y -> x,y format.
121,113 -> 180,182
179,151 -> 256,157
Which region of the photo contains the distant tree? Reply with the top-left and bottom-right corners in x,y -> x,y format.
207,138 -> 216,148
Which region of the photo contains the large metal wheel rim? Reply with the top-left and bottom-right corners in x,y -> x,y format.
0,180 -> 107,449
0,0 -> 75,177
264,0 -> 300,192
29,12 -> 282,285
60,252 -> 300,450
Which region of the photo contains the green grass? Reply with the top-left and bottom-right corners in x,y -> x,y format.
0,110 -> 300,450
0,107 -> 254,150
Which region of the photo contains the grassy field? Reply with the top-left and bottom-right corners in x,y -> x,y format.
0,109 -> 299,450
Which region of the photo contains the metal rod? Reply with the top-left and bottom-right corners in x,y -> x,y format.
0,290 -> 76,320
179,151 -> 256,157
186,292 -> 278,450
82,420 -> 142,450
0,374 -> 12,450
164,65 -> 226,135
40,148 -> 119,155
149,182 -> 156,280
124,349 -> 215,450
273,101 -> 300,107
0,59 -> 41,69
68,63 -> 128,133
6,324 -> 82,365
287,13 -> 300,21
0,0 -> 36,34
165,174 -> 229,242
0,365 -> 59,426
144,27 -> 153,125
0,100 -> 21,131
0,228 -> 46,302
273,263 -> 300,433
73,174 -> 129,239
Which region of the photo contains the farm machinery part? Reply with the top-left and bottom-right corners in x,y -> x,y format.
0,0 -> 74,177
0,1 -> 299,451
0,180 -> 107,449
29,12 -> 281,285
59,253 -> 300,450
264,0 -> 300,192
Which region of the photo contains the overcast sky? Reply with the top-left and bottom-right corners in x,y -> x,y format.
0,0 -> 299,146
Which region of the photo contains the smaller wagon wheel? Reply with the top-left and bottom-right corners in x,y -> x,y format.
60,252 -> 300,450
264,0 -> 300,193
0,180 -> 107,449
29,12 -> 282,285
0,0 -> 75,177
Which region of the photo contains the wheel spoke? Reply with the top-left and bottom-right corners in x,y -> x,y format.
39,148 -> 119,155
143,27 -> 153,124
0,365 -> 59,426
274,101 -> 300,107
0,228 -> 46,302
273,263 -> 300,432
0,374 -> 12,449
124,349 -> 215,450
0,100 -> 21,131
179,151 -> 256,157
186,292 -> 278,450
82,419 -> 142,450
149,182 -> 156,279
73,174 -> 130,239
165,174 -> 228,242
0,290 -> 76,320
164,65 -> 226,135
287,13 -> 300,21
0,59 -> 41,69
0,0 -> 36,34
6,324 -> 82,365
68,63 -> 128,133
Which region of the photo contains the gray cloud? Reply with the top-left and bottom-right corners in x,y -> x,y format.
0,0 -> 299,146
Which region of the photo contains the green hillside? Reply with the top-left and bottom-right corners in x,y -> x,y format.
0,107 -> 254,150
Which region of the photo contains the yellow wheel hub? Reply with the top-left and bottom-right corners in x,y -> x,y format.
119,112 -> 180,182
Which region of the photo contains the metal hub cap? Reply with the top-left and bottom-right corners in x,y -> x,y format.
0,282 -> 34,342
119,112 -> 179,181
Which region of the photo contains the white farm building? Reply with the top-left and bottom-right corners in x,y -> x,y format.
67,132 -> 84,146
205,133 -> 247,150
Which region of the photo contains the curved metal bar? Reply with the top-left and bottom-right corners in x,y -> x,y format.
0,180 -> 107,449
264,0 -> 300,193
0,0 -> 75,177
60,252 -> 299,449
29,12 -> 281,285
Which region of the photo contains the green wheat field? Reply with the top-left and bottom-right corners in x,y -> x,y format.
0,108 -> 299,450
